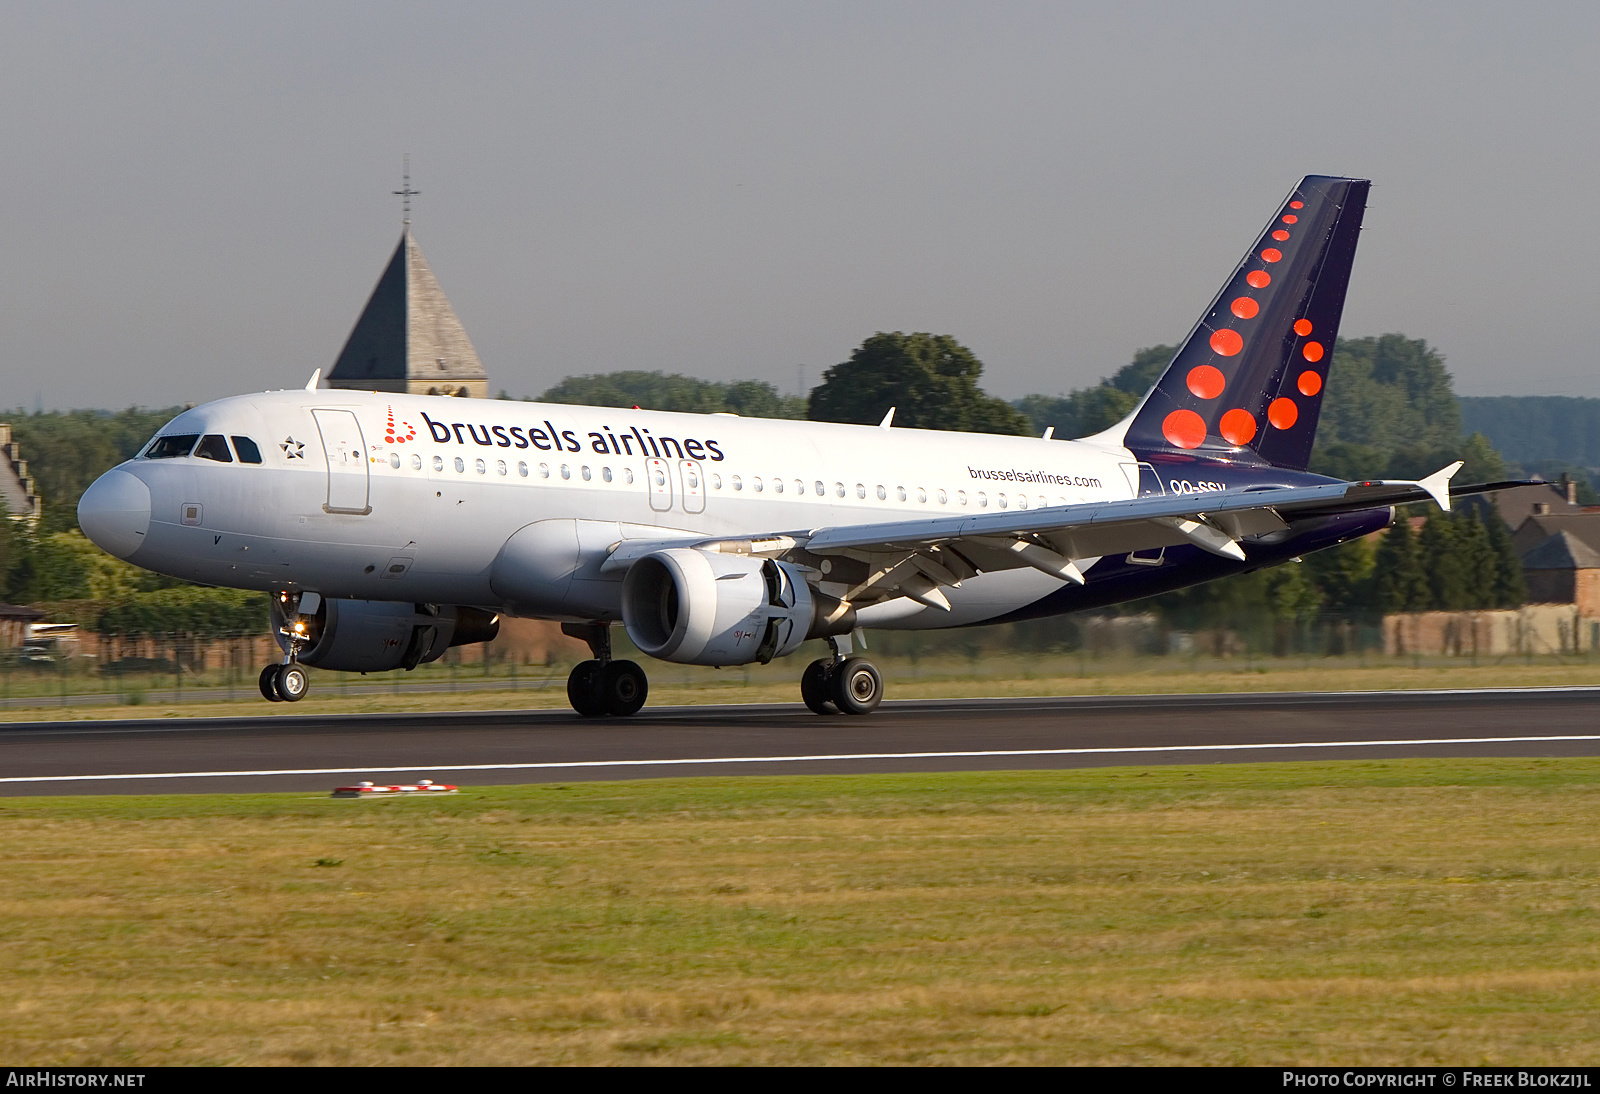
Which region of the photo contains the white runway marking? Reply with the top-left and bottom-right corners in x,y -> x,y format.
5,734 -> 1600,784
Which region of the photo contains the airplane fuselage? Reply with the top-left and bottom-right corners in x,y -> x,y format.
83,388 -> 1386,631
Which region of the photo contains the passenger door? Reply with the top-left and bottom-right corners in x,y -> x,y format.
312,409 -> 370,515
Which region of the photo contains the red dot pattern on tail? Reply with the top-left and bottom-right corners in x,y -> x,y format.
1269,397 -> 1299,430
1187,365 -> 1225,399
1162,409 -> 1207,449
1219,408 -> 1257,445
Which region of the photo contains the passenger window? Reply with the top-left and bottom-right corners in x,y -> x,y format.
144,434 -> 200,459
602,467 -> 613,482
814,481 -> 825,496
389,453 -> 401,468
774,479 -> 784,494
433,455 -> 444,471
411,454 -> 422,470
855,483 -> 865,499
753,477 -> 763,492
231,436 -> 263,464
518,461 -> 529,477
917,488 -> 928,503
896,486 -> 907,501
455,457 -> 465,473
194,435 -> 233,463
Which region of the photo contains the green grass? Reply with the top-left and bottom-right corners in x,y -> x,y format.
4,760 -> 1600,1064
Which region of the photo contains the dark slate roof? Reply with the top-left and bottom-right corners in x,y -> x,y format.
1511,513 -> 1600,560
0,604 -> 45,621
1521,530 -> 1600,571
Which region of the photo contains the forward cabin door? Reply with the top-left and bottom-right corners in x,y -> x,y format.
312,409 -> 371,515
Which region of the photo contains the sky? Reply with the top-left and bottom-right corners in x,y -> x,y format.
2,1 -> 1597,411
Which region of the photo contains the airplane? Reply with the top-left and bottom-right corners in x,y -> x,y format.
77,174 -> 1500,716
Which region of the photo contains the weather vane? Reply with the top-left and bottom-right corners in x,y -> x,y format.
393,154 -> 420,227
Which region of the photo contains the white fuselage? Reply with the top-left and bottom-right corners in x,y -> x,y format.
97,389 -> 1139,628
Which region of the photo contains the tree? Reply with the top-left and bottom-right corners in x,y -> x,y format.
1484,509 -> 1527,608
808,333 -> 1029,435
7,407 -> 182,532
537,372 -> 806,419
1373,518 -> 1431,613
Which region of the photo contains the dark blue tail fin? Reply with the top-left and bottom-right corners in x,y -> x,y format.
1119,175 -> 1369,471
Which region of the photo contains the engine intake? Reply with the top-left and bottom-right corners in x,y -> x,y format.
621,549 -> 852,666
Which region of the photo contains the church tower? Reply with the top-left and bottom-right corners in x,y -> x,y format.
324,228 -> 489,398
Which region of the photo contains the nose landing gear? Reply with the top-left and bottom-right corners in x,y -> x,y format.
563,623 -> 649,717
260,590 -> 319,703
259,663 -> 309,703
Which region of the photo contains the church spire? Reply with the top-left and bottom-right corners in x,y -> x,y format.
326,160 -> 488,398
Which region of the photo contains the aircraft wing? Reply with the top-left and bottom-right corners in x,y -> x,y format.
603,462 -> 1490,611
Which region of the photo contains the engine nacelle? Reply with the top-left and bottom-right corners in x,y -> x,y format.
271,598 -> 501,673
621,549 -> 851,666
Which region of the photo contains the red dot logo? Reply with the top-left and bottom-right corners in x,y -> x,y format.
1282,215 -> 1298,224
1246,270 -> 1271,288
1272,229 -> 1290,241
1298,370 -> 1323,396
1289,200 -> 1304,209
1162,409 -> 1207,449
1260,248 -> 1282,263
1231,297 -> 1259,319
1210,329 -> 1244,356
1268,397 -> 1299,430
1302,341 -> 1325,362
1219,408 -> 1257,445
1187,364 -> 1225,399
1293,319 -> 1313,336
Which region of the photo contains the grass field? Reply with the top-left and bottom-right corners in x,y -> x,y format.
5,760 -> 1600,1065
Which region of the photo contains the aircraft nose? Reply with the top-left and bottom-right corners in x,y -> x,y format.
78,469 -> 151,559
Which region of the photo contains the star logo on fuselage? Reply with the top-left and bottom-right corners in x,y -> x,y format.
281,437 -> 305,459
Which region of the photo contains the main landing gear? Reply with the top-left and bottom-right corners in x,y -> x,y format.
800,633 -> 882,715
563,623 -> 649,717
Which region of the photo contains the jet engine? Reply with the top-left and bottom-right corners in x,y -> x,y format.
271,597 -> 501,673
620,549 -> 852,666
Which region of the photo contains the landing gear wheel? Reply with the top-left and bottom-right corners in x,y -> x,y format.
566,660 -> 606,717
602,660 -> 649,716
277,664 -> 309,702
830,657 -> 882,715
801,658 -> 837,715
259,665 -> 284,702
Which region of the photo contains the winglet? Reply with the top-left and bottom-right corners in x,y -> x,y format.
1042,426 -> 1054,440
1418,461 -> 1463,511
879,407 -> 895,428
305,368 -> 322,392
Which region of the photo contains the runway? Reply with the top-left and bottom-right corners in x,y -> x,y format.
2,687 -> 1598,795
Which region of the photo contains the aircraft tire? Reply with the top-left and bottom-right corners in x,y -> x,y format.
800,658 -> 837,715
567,660 -> 607,717
830,657 -> 882,715
278,664 -> 310,702
259,665 -> 284,702
602,660 -> 649,716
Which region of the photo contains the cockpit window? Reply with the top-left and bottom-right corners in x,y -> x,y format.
194,435 -> 233,463
231,436 -> 263,464
143,434 -> 201,459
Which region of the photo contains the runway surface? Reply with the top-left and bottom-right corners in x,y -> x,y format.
2,687 -> 1599,795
